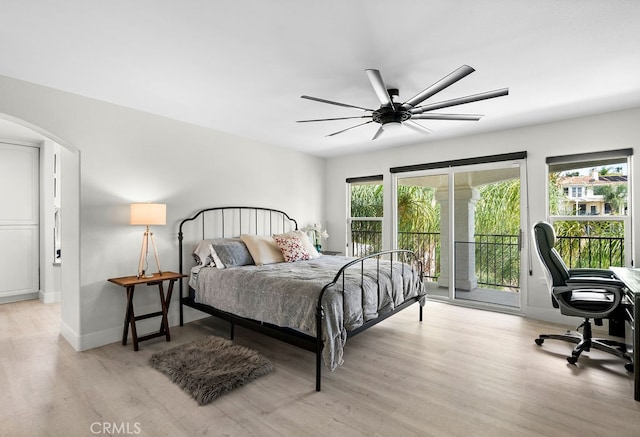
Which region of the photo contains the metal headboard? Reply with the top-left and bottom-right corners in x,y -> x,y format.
177,206 -> 298,321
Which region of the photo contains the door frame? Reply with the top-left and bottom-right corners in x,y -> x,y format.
391,157 -> 528,314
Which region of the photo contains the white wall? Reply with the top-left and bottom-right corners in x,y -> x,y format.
59,144 -> 81,348
39,139 -> 62,303
2,69 -> 638,346
0,74 -> 325,350
324,107 -> 640,324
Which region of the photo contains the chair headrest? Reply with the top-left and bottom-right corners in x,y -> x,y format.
534,221 -> 556,248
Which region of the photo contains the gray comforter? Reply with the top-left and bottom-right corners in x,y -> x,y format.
194,255 -> 425,370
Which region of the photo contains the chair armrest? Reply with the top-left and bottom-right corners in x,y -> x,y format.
553,284 -> 622,297
565,276 -> 625,288
553,282 -> 624,319
568,268 -> 614,278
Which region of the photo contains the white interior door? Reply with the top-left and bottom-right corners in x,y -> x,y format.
0,143 -> 39,301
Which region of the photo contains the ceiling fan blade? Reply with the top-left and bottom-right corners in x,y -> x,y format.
365,69 -> 394,109
372,125 -> 385,140
326,120 -> 374,137
411,88 -> 509,114
404,120 -> 433,135
301,95 -> 373,112
402,65 -> 475,108
410,113 -> 483,121
297,115 -> 372,123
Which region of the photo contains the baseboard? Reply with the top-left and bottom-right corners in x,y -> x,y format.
180,306 -> 211,324
39,290 -> 61,303
59,319 -> 82,351
76,325 -> 122,351
0,291 -> 38,304
524,306 -> 612,335
74,304 -> 211,351
523,306 -> 571,325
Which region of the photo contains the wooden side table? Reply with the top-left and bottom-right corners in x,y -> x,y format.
108,271 -> 187,351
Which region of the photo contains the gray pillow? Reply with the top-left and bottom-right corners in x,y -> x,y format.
211,238 -> 255,267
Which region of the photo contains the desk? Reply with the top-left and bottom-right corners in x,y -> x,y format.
108,271 -> 187,351
609,267 -> 639,401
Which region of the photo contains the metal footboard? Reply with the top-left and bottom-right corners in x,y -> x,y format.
314,249 -> 424,391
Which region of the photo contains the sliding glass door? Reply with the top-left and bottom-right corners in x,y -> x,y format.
395,172 -> 447,290
452,164 -> 522,308
394,158 -> 526,311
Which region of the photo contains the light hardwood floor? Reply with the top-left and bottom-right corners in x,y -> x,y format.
1,299 -> 638,437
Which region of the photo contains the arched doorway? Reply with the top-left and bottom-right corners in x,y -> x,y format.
0,115 -> 81,344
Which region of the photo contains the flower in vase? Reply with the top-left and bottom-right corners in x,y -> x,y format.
304,223 -> 329,251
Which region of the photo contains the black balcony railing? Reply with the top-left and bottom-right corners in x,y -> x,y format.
351,228 -> 625,292
459,235 -> 520,290
351,221 -> 383,258
398,231 -> 441,280
555,235 -> 624,269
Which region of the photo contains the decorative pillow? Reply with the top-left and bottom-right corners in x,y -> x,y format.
211,238 -> 255,267
240,234 -> 285,265
274,235 -> 310,262
274,230 -> 320,259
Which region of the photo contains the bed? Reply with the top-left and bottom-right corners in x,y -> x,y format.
178,206 -> 426,391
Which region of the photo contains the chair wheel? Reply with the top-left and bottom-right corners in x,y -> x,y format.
625,363 -> 634,373
535,338 -> 544,346
567,356 -> 578,365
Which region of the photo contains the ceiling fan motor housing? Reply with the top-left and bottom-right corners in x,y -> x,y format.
372,105 -> 411,125
372,88 -> 411,126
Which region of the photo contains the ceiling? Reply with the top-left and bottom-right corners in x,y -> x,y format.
0,1 -> 639,157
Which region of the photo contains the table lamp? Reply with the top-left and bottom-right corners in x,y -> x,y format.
130,203 -> 166,278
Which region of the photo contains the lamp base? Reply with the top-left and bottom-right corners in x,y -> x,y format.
137,227 -> 162,279
137,269 -> 163,279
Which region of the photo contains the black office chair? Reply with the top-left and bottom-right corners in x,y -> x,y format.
532,221 -> 632,369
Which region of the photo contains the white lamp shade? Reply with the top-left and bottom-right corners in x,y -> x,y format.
130,203 -> 166,226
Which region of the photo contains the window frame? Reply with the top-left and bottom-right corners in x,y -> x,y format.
346,175 -> 384,257
546,149 -> 633,267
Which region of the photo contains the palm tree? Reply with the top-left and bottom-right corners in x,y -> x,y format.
475,179 -> 520,235
350,184 -> 383,255
397,185 -> 439,232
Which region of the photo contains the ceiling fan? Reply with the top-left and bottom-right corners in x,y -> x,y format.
297,65 -> 508,140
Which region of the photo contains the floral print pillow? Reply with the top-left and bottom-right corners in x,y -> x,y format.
273,235 -> 310,262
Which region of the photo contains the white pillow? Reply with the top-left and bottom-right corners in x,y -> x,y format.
275,230 -> 320,258
239,234 -> 285,265
193,240 -> 215,266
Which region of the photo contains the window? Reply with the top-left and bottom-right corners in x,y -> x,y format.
347,175 -> 383,257
570,186 -> 583,198
547,149 -> 632,268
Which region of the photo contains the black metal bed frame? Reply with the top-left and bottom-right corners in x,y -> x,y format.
178,206 -> 424,391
